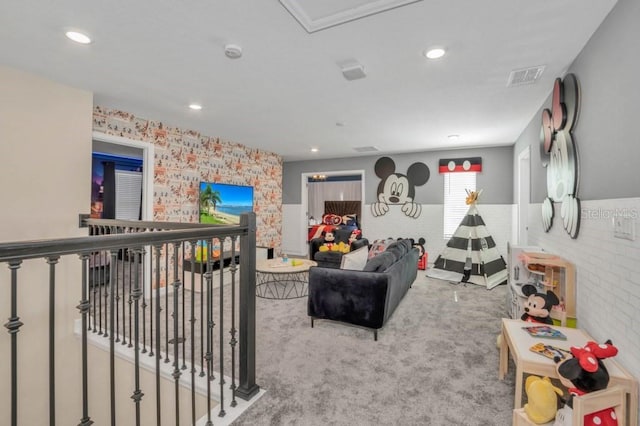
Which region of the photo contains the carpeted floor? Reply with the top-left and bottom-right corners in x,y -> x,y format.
233,273 -> 516,426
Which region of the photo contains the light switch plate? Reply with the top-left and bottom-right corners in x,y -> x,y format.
613,215 -> 636,241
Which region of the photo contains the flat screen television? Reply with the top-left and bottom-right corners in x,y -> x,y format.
199,182 -> 254,225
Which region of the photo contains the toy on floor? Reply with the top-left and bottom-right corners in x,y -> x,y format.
520,284 -> 559,324
553,340 -> 619,426
524,375 -> 564,424
413,237 -> 427,270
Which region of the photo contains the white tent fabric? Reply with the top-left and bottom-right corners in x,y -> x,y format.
431,203 -> 508,289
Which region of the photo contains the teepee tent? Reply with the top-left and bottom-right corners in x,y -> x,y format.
431,190 -> 508,289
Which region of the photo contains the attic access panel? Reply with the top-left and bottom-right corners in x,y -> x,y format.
280,0 -> 422,33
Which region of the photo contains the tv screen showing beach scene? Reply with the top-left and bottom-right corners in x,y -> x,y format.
199,182 -> 254,225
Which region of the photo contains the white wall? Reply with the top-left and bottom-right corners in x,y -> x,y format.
0,66 -> 93,425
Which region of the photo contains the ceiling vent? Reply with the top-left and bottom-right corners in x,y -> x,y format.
280,0 -> 423,33
353,146 -> 379,153
507,65 -> 545,87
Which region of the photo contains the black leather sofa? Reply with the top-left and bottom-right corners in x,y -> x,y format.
307,239 -> 419,340
308,227 -> 369,268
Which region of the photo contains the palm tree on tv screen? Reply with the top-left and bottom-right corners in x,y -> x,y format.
200,184 -> 222,215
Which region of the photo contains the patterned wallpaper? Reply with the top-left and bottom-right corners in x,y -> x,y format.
93,106 -> 282,249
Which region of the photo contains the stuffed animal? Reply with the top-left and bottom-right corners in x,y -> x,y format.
553,340 -> 619,426
318,230 -> 336,252
521,284 -> 559,324
524,375 -> 564,424
348,229 -> 362,245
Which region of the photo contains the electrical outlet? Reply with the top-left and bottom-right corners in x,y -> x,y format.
613,216 -> 636,241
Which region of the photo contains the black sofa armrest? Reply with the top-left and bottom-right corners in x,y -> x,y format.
308,266 -> 390,330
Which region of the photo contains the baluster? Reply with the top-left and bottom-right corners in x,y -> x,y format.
127,249 -> 133,348
141,246 -> 147,354
131,248 -> 144,426
149,244 -> 154,357
189,240 -> 197,426
5,260 -> 23,426
204,239 -> 214,426
114,244 -> 120,343
78,254 -> 93,426
181,241 -> 187,371
121,245 -> 127,346
102,248 -> 109,339
109,249 -> 118,426
47,256 -> 60,426
199,243 -> 205,378
165,247 -> 170,364
171,242 -> 182,426
153,244 -> 163,426
229,238 -> 238,408
218,238 -> 228,418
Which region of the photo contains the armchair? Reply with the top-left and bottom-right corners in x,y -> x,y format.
309,227 -> 369,268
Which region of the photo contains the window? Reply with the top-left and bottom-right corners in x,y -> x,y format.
443,172 -> 476,238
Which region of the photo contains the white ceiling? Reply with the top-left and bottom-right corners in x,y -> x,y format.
0,0 -> 617,161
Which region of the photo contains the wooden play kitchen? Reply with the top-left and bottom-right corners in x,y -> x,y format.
520,252 -> 576,327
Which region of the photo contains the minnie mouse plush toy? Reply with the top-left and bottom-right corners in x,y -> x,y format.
553,340 -> 619,426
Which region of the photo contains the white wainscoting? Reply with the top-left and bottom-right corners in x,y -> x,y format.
282,203 -> 515,264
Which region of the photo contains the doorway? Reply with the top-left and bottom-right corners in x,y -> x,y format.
298,170 -> 365,255
517,146 -> 531,245
92,131 -> 154,221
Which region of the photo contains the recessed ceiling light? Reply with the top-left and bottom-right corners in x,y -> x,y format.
65,31 -> 92,45
425,48 -> 446,59
448,134 -> 460,141
189,104 -> 202,110
311,148 -> 319,153
224,44 -> 243,59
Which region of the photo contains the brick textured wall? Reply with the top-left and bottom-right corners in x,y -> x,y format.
528,198 -> 640,383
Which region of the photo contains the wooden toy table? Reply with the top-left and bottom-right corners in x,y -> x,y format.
498,318 -> 638,426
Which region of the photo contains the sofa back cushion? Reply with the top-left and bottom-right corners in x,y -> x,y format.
362,251 -> 396,272
339,245 -> 369,270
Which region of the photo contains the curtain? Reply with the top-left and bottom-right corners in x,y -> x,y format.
308,181 -> 361,222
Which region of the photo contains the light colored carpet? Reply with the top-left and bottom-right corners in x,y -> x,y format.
233,273 -> 516,426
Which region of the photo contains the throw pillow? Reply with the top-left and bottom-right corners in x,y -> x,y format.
339,245 -> 369,271
362,251 -> 396,272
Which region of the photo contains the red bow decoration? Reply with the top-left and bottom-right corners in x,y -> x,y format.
569,341 -> 618,373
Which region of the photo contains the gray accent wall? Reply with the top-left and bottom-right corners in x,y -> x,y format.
514,0 -> 640,202
284,146 -> 514,205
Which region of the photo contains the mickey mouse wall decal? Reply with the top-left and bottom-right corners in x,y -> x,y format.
371,157 -> 430,218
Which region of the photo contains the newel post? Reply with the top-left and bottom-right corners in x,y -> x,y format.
236,213 -> 260,400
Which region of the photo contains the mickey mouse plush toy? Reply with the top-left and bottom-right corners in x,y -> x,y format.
553,340 -> 619,426
520,284 -> 559,324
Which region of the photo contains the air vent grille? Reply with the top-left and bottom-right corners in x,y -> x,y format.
353,146 -> 379,153
507,66 -> 545,87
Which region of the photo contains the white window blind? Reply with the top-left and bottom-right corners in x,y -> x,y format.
115,170 -> 143,220
443,172 -> 477,239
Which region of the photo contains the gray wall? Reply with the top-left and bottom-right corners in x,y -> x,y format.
514,0 -> 640,202
284,146 -> 514,205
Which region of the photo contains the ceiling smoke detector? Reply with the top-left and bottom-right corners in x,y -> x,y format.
224,44 -> 243,59
338,59 -> 366,81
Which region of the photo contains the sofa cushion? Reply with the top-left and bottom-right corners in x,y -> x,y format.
362,251 -> 396,272
340,246 -> 368,271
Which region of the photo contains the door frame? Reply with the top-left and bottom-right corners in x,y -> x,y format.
517,146 -> 531,245
300,169 -> 365,255
92,131 -> 154,221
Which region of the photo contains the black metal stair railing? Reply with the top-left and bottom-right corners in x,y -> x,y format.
0,213 -> 259,426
